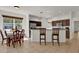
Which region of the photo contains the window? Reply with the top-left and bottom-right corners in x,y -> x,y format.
3,16 -> 23,29
3,17 -> 13,29
15,18 -> 22,29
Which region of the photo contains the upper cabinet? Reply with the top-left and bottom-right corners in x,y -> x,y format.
36,22 -> 41,26
52,19 -> 70,26
62,19 -> 70,26
29,21 -> 41,26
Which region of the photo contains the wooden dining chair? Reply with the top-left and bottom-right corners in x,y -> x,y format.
18,30 -> 22,45
5,30 -> 14,47
0,30 -> 8,45
40,28 -> 46,45
4,30 -> 8,37
20,29 -> 25,43
12,30 -> 22,48
4,30 -> 11,46
52,28 -> 60,46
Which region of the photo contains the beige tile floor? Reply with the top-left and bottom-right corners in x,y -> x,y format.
0,33 -> 79,53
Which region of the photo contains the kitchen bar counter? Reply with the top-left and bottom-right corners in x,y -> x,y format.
31,28 -> 66,42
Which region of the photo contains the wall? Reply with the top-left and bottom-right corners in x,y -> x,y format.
50,13 -> 70,21
74,21 -> 79,31
41,18 -> 52,28
69,12 -> 79,39
0,14 -> 3,30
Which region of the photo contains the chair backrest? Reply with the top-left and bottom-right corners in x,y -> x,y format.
40,28 -> 46,35
13,30 -> 21,41
13,30 -> 17,41
4,30 -> 8,37
21,29 -> 25,35
52,28 -> 59,35
0,30 -> 4,40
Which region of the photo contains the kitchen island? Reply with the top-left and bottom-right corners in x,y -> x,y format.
31,28 -> 66,42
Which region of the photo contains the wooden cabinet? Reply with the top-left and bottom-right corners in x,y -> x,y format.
52,19 -> 70,26
52,21 -> 57,26
62,20 -> 70,26
52,21 -> 62,26
66,20 -> 70,26
29,21 -> 41,26
36,22 -> 41,26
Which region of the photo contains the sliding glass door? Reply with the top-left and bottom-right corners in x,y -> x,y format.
3,16 -> 23,30
15,18 -> 22,29
3,17 -> 13,29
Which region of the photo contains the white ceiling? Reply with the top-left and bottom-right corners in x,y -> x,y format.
0,6 -> 79,18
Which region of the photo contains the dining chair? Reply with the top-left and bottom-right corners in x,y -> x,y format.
4,30 -> 11,46
5,30 -> 14,47
4,30 -> 8,37
52,28 -> 60,46
40,28 -> 46,45
0,30 -> 7,45
12,30 -> 22,48
20,29 -> 25,43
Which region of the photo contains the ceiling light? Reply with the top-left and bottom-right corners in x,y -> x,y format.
14,6 -> 20,9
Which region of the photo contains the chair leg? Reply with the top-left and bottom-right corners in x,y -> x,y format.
12,43 -> 14,48
6,39 -> 9,46
19,40 -> 21,46
40,39 -> 41,45
8,38 -> 11,47
45,39 -> 46,45
57,39 -> 60,46
45,35 -> 46,45
12,41 -> 15,48
22,39 -> 24,43
1,40 -> 4,45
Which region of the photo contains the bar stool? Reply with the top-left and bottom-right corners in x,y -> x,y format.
40,28 -> 46,45
52,28 -> 60,46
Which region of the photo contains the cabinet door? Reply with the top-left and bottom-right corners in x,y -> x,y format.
66,20 -> 70,26
62,20 -> 70,26
62,20 -> 66,26
36,22 -> 41,26
52,21 -> 57,26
